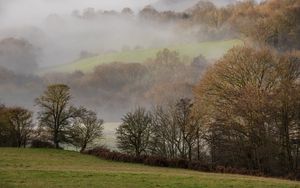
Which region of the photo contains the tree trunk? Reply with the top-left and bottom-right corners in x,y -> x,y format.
135,148 -> 140,157
80,143 -> 87,153
188,143 -> 192,161
23,137 -> 27,148
197,128 -> 200,160
282,107 -> 293,171
54,130 -> 59,149
17,139 -> 21,148
295,143 -> 299,170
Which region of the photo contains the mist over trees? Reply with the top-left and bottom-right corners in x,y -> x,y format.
0,84 -> 104,151
0,38 -> 38,74
3,0 -> 295,117
0,0 -> 253,68
0,48 -> 206,121
0,0 -> 299,179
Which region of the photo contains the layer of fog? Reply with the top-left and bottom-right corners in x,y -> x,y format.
0,0 -> 247,68
0,0 -> 251,121
2,16 -> 188,68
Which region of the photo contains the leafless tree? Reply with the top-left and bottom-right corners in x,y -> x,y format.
69,108 -> 104,152
116,107 -> 152,157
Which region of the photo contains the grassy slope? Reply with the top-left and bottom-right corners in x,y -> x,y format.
45,39 -> 242,73
0,148 -> 299,188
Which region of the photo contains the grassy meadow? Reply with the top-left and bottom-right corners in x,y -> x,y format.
0,148 -> 299,188
44,39 -> 242,73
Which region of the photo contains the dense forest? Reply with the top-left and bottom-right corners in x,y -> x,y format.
0,0 -> 299,180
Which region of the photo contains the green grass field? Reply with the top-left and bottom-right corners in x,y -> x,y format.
0,148 -> 299,188
44,39 -> 242,73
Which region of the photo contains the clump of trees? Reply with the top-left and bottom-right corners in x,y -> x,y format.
0,106 -> 33,147
0,47 -> 208,122
149,98 -> 201,161
42,48 -> 207,120
194,46 -> 300,175
116,98 -> 203,161
187,0 -> 300,51
0,84 -> 104,151
115,45 -> 300,178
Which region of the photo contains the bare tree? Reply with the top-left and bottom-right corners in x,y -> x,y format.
175,98 -> 200,160
150,99 -> 200,160
116,107 -> 152,157
150,105 -> 180,158
69,108 -> 104,152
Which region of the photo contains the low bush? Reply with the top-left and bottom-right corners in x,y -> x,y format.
84,147 -> 300,180
84,147 -> 212,173
31,139 -> 55,148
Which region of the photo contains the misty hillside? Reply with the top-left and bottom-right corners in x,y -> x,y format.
152,0 -> 237,11
44,39 -> 241,73
0,1 -> 300,187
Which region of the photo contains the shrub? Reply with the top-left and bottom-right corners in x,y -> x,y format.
84,147 -> 272,179
31,139 -> 55,148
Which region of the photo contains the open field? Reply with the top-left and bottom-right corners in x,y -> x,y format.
44,39 -> 242,73
0,148 -> 299,188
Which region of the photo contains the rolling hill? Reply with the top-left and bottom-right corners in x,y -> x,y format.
43,39 -> 242,73
0,148 -> 299,188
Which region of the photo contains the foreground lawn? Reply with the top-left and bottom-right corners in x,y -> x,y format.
0,148 -> 299,188
44,39 -> 242,73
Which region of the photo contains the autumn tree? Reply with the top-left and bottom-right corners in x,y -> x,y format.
0,105 -> 33,147
273,52 -> 300,171
0,105 -> 14,147
194,45 -> 300,174
35,84 -> 79,149
7,107 -> 33,148
116,107 -> 152,157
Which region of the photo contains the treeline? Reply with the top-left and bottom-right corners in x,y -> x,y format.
0,84 -> 104,152
70,0 -> 300,48
183,0 -> 300,50
106,45 -> 300,179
